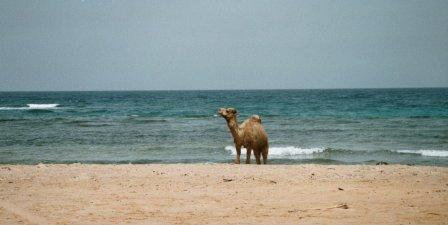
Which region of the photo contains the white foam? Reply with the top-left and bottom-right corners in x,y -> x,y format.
27,104 -> 59,109
396,150 -> 448,157
0,104 -> 59,110
225,146 -> 325,158
0,107 -> 21,110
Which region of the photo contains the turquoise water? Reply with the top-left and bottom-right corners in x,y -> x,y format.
0,88 -> 447,165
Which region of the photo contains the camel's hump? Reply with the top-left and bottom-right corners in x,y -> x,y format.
250,115 -> 261,123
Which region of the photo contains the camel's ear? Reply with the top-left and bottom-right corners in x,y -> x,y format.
230,108 -> 237,114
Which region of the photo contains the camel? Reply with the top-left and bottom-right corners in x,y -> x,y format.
218,108 -> 269,164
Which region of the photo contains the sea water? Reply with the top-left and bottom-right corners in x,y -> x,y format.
0,88 -> 447,165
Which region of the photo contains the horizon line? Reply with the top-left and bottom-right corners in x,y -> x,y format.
0,86 -> 447,92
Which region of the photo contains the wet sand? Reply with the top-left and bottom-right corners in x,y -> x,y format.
0,164 -> 447,224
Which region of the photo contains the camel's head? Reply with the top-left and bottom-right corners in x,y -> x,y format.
218,108 -> 237,119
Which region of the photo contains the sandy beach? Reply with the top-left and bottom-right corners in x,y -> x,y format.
0,164 -> 447,225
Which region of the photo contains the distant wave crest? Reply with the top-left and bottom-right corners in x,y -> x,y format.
0,104 -> 59,110
0,107 -> 18,110
27,104 -> 59,109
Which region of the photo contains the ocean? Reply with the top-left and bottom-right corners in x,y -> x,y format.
0,88 -> 447,165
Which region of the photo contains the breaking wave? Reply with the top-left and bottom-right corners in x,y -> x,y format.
224,146 -> 448,158
395,150 -> 448,157
225,146 -> 325,157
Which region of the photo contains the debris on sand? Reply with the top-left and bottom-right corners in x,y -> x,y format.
223,178 -> 234,182
335,203 -> 349,209
287,203 -> 349,213
338,187 -> 344,191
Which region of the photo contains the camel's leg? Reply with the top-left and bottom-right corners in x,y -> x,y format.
235,146 -> 241,164
254,150 -> 261,165
246,149 -> 252,164
262,147 -> 268,164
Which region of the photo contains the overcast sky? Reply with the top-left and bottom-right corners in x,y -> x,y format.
1,0 -> 447,91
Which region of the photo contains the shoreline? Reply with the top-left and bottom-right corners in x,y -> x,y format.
1,162 -> 447,168
1,164 -> 447,224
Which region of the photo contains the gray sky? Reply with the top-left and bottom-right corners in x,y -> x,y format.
1,0 -> 447,91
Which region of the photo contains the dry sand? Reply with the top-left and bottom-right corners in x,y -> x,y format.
0,164 -> 447,225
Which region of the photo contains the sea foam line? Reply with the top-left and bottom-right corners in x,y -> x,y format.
224,146 -> 448,158
225,146 -> 325,157
395,150 -> 448,157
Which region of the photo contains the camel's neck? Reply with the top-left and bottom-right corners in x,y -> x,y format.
226,116 -> 241,140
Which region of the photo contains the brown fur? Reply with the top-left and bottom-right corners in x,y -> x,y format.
218,108 -> 269,164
